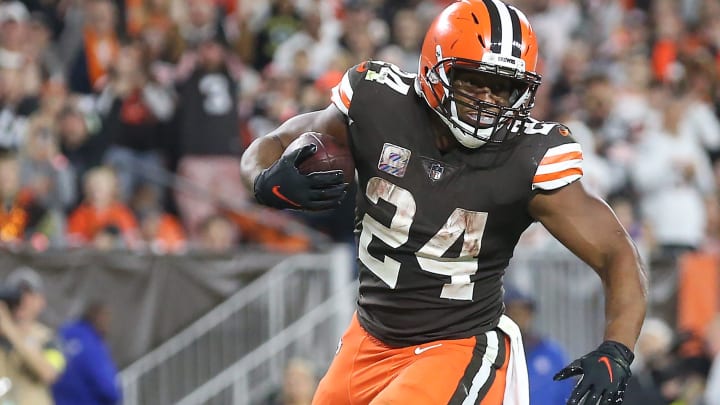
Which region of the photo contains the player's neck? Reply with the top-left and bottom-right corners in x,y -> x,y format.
428,111 -> 458,154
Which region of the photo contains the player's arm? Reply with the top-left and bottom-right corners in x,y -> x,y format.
529,181 -> 647,403
529,182 -> 647,347
239,104 -> 350,211
242,62 -> 369,211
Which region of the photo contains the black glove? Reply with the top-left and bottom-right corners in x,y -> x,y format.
553,340 -> 634,404
254,144 -> 347,211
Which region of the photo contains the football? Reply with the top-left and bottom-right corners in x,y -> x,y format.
283,132 -> 355,182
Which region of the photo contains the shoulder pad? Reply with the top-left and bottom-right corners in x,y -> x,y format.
331,60 -> 416,117
527,121 -> 583,191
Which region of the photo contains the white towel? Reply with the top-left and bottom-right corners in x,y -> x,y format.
497,315 -> 530,405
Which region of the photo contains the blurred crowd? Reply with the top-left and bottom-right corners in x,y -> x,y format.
0,0 -> 719,403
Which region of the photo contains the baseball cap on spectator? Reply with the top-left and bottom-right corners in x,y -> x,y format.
0,1 -> 29,24
5,266 -> 44,294
503,285 -> 536,311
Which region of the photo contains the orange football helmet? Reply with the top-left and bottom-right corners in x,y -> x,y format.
417,0 -> 541,148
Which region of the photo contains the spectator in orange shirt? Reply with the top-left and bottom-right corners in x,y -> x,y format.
194,213 -> 237,253
138,209 -> 187,254
67,166 -> 140,249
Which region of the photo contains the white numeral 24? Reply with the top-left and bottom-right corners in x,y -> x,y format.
359,177 -> 488,300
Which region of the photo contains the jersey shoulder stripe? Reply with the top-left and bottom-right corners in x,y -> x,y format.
331,70 -> 354,116
330,61 -> 375,117
532,142 -> 583,190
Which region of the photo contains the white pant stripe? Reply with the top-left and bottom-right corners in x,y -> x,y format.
462,330 -> 500,405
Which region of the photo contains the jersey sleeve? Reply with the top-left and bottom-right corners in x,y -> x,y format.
330,61 -> 369,118
531,125 -> 584,191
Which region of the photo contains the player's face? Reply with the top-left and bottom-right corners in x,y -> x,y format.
451,70 -> 514,127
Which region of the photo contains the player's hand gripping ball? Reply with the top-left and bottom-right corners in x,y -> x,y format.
254,132 -> 354,211
285,132 -> 355,183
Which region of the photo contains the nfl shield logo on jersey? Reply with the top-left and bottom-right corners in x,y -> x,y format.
378,143 -> 411,177
421,157 -> 447,182
429,163 -> 444,181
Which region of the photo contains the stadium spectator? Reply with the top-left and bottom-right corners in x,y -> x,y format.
96,41 -> 174,204
135,0 -> 184,68
630,93 -> 716,259
171,30 -> 246,236
195,213 -> 238,253
18,115 -> 76,246
178,0 -> 224,50
0,267 -> 65,405
252,0 -> 303,71
67,166 -> 140,249
68,0 -> 120,94
138,209 -> 187,254
271,9 -> 340,80
337,0 -> 388,66
0,65 -> 40,150
504,286 -> 573,405
0,1 -> 30,70
624,317 -> 673,404
25,11 -> 63,79
0,151 -> 51,247
265,357 -> 317,405
57,104 -> 108,207
52,301 -> 121,405
375,8 -> 423,72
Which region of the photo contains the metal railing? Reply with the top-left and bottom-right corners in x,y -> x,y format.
120,245 -> 355,405
121,244 -> 628,404
507,248 -> 605,359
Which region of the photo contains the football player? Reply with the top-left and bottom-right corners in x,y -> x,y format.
240,1 -> 647,404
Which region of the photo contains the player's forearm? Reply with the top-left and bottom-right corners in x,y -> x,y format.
601,246 -> 648,350
239,134 -> 285,191
240,111 -> 327,191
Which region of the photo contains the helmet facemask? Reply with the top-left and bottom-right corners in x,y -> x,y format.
423,55 -> 541,148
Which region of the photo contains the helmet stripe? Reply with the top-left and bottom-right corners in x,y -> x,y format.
480,0 -> 503,54
483,0 -> 519,57
507,6 -> 523,57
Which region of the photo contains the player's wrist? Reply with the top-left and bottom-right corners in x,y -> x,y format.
252,169 -> 271,205
597,340 -> 634,366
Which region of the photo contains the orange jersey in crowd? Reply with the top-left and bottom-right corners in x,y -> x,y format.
150,213 -> 187,254
67,202 -> 140,246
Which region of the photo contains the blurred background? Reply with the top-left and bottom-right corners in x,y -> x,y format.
0,0 -> 718,404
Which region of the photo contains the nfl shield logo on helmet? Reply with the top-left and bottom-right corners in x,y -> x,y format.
378,143 -> 411,178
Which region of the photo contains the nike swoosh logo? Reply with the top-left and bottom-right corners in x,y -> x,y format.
272,186 -> 301,207
598,357 -> 614,383
414,343 -> 442,355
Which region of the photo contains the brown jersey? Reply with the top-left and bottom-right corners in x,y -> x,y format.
331,61 -> 583,346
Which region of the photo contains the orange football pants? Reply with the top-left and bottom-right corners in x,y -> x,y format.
313,313 -> 510,405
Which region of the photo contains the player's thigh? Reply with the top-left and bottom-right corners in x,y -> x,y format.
313,315 -> 378,405
371,331 -> 510,405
